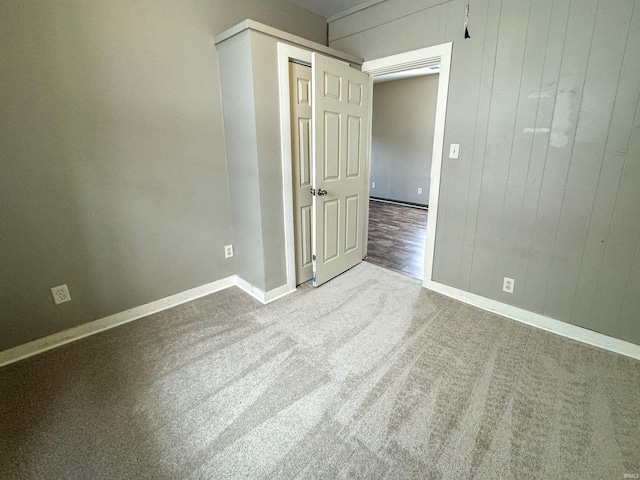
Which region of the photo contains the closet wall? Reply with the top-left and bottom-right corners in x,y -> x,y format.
216,24 -> 362,294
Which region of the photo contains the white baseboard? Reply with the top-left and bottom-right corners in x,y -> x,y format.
0,276 -> 236,368
4,273 -> 635,368
234,276 -> 295,304
423,279 -> 640,361
0,275 -> 296,369
265,283 -> 295,303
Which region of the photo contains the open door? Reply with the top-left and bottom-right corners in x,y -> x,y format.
311,53 -> 371,287
289,61 -> 313,285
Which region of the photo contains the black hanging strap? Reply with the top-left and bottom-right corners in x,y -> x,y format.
464,0 -> 471,39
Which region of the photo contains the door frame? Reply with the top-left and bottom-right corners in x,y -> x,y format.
361,43 -> 453,287
278,42 -> 452,290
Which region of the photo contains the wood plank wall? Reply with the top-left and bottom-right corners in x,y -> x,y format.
329,0 -> 640,344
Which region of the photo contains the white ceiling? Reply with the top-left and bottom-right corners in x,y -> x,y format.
288,0 -> 374,20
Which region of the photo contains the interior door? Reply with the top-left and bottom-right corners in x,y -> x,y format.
289,61 -> 313,285
311,53 -> 371,287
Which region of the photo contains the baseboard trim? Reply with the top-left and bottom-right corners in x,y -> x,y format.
0,276 -> 237,368
264,283 -> 295,303
234,276 -> 295,304
370,196 -> 428,210
423,279 -> 640,361
0,275 -> 297,368
5,274 -> 634,368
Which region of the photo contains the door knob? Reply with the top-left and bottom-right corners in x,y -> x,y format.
317,188 -> 328,196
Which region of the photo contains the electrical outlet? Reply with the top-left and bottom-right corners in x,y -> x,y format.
224,244 -> 234,259
50,284 -> 71,305
502,277 -> 515,294
449,143 -> 460,159
372,182 -> 376,188
418,187 -> 422,195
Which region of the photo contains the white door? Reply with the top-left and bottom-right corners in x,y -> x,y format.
311,53 -> 371,287
289,62 -> 313,285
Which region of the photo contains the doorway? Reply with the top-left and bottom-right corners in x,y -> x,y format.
365,72 -> 439,279
362,44 -> 452,288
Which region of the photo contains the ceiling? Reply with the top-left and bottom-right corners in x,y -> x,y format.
288,0 -> 374,20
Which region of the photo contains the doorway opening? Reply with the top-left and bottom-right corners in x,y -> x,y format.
365,72 -> 439,279
362,44 -> 452,287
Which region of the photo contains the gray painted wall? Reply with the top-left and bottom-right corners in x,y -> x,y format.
330,0 -> 640,345
0,0 -> 326,350
371,75 -> 438,205
218,32 -> 267,291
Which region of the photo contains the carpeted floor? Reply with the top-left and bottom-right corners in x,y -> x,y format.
1,262 -> 639,479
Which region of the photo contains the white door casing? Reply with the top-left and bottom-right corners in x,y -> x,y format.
289,62 -> 314,285
311,52 -> 371,286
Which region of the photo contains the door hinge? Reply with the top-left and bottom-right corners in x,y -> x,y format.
312,254 -> 316,261
310,188 -> 316,196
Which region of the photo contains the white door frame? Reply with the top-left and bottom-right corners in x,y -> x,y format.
361,42 -> 453,287
278,42 -> 452,291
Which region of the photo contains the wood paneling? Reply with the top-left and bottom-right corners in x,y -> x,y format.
521,0 -> 598,314
543,0 -> 635,321
571,4 -> 640,331
331,0 -> 640,344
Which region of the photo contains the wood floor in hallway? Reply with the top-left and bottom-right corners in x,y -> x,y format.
365,199 -> 428,279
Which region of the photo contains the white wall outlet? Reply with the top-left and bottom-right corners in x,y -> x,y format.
224,244 -> 234,258
449,143 -> 460,159
502,277 -> 515,294
372,182 -> 376,188
418,187 -> 422,195
51,284 -> 71,305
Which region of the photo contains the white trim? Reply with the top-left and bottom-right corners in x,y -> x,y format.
363,74 -> 374,258
425,46 -> 451,283
424,279 -> 640,361
0,275 -> 297,368
265,284 -> 294,303
0,276 -> 237,368
214,19 -> 363,66
370,197 -> 428,210
361,45 -> 447,75
3,272 -> 635,369
234,276 -> 294,304
327,0 -> 387,23
278,43 -> 313,292
235,275 -> 268,303
362,42 -> 453,283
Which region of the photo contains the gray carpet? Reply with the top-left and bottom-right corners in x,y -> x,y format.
1,262 -> 639,479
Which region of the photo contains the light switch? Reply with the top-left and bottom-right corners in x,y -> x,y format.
449,144 -> 460,159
